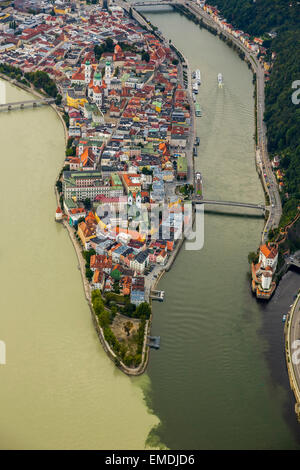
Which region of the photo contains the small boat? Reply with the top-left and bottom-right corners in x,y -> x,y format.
195,103 -> 202,117
194,69 -> 201,85
193,81 -> 199,94
218,72 -> 223,87
195,171 -> 203,198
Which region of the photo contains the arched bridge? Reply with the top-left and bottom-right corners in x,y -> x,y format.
0,98 -> 55,112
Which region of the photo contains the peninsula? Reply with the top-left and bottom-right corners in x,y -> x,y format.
0,0 -> 298,376
0,0 -> 197,373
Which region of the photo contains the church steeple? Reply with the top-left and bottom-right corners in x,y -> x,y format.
85,60 -> 91,84
136,191 -> 142,209
128,191 -> 133,206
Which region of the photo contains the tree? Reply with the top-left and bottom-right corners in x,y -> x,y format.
67,137 -> 75,148
63,112 -> 69,128
56,180 -> 62,193
110,305 -> 117,322
66,147 -> 76,157
123,354 -> 134,367
122,299 -> 136,317
124,321 -> 133,337
98,310 -> 110,328
83,198 -> 91,210
92,289 -> 106,318
119,343 -> 127,361
135,302 -> 151,320
248,251 -> 259,265
55,94 -> 62,105
86,268 -> 93,281
94,296 -> 105,315
142,167 -> 153,175
25,71 -> 58,97
113,280 -> 120,294
105,38 -> 114,52
83,249 -> 96,265
142,51 -> 150,63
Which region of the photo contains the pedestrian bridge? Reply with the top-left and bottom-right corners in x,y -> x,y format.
0,98 -> 55,112
192,198 -> 266,211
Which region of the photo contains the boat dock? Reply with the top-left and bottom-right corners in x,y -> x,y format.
150,290 -> 165,301
147,336 -> 161,350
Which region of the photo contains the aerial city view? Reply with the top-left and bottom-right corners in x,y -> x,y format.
0,0 -> 299,453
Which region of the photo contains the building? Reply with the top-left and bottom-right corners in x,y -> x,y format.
130,276 -> 145,306
121,173 -> 142,194
63,171 -> 123,201
251,244 -> 278,299
259,244 -> 278,270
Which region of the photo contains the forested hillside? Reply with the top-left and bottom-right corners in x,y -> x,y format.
214,0 -> 300,226
213,0 -> 299,35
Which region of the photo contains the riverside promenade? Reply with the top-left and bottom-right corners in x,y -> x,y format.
285,292 -> 300,422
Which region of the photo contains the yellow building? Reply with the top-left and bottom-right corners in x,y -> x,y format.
77,221 -> 97,246
54,7 -> 71,15
66,92 -> 87,109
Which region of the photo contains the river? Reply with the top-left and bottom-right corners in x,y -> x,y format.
0,80 -> 158,449
141,7 -> 300,450
0,7 -> 299,450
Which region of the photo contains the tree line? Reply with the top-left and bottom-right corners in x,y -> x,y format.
212,0 -> 300,226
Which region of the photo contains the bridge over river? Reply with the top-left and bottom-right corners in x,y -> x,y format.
0,98 -> 55,112
192,198 -> 266,212
132,1 -> 176,5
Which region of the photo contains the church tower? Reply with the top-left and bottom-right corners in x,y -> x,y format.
128,191 -> 133,206
105,60 -> 112,84
94,71 -> 102,87
85,60 -> 91,84
136,191 -> 142,209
